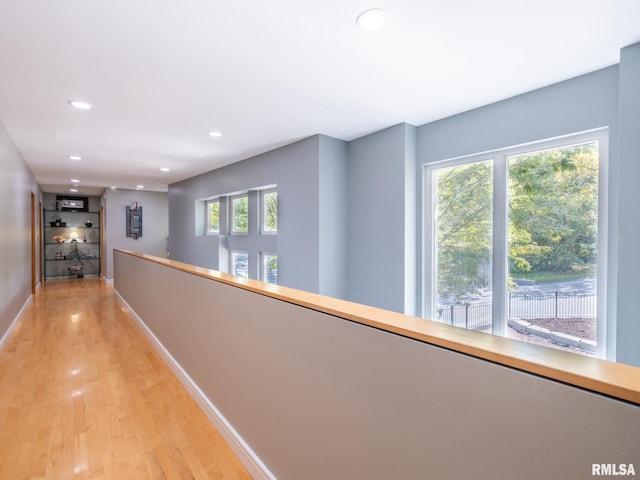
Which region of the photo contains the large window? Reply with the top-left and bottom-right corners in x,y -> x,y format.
425,131 -> 607,356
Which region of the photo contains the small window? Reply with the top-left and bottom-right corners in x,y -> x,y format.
231,251 -> 248,278
206,200 -> 220,234
262,253 -> 278,284
262,190 -> 278,234
231,195 -> 248,234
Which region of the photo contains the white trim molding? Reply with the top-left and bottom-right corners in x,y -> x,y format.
114,290 -> 276,480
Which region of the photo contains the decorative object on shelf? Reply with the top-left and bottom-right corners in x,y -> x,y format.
67,243 -> 84,277
50,216 -> 66,227
68,264 -> 84,277
126,202 -> 142,239
44,202 -> 101,279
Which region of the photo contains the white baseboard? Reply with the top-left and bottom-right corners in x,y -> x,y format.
0,295 -> 33,351
115,290 -> 275,480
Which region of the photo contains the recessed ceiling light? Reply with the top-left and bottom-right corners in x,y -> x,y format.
207,131 -> 222,137
68,155 -> 82,161
356,8 -> 387,31
68,99 -> 93,110
136,185 -> 144,190
159,167 -> 170,172
70,178 -> 80,183
70,188 -> 78,193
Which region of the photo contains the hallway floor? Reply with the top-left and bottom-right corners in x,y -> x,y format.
0,277 -> 252,480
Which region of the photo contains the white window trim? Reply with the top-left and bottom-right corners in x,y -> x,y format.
231,250 -> 249,278
261,252 -> 278,283
230,194 -> 249,235
423,128 -> 609,358
261,188 -> 278,235
205,198 -> 220,235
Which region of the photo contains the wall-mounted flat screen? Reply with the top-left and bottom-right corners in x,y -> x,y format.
56,195 -> 89,212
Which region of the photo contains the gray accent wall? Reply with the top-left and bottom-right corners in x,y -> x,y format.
319,135 -> 348,299
0,120 -> 40,342
169,135 -> 349,298
346,123 -> 418,314
417,66 -> 619,163
115,250 -> 640,480
168,43 -> 640,366
416,65 -> 627,362
169,128 -> 418,312
616,42 -> 640,367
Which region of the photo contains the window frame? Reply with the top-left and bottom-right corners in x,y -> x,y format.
261,188 -> 278,235
261,252 -> 278,284
231,250 -> 249,278
230,194 -> 249,235
205,198 -> 220,235
423,129 -> 609,357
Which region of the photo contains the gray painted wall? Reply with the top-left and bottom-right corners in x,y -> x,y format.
0,120 -> 40,343
115,251 -> 640,480
346,123 -> 418,314
416,65 -> 627,362
103,188 -> 168,279
169,135 -> 349,298
417,66 -> 619,162
616,42 -> 640,367
319,136 -> 348,299
0,43 -> 627,364
159,45 -> 640,366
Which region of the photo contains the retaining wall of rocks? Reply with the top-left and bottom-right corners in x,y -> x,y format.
508,317 -> 596,354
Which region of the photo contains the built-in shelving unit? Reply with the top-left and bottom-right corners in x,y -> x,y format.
43,209 -> 100,279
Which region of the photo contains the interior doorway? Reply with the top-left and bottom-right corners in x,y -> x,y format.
30,192 -> 36,294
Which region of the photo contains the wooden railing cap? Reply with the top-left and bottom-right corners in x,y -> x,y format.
114,249 -> 640,405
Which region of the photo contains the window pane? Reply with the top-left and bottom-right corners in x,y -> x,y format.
263,254 -> 277,284
507,142 -> 598,353
207,201 -> 220,233
232,196 -> 248,233
433,159 -> 493,331
232,251 -> 248,278
263,191 -> 278,233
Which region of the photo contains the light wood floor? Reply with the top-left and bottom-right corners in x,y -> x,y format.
0,277 -> 253,480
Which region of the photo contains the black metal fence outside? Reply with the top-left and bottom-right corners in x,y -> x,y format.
437,291 -> 596,331
508,291 -> 596,320
437,303 -> 492,330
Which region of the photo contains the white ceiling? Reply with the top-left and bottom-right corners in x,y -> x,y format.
1,0 -> 639,196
